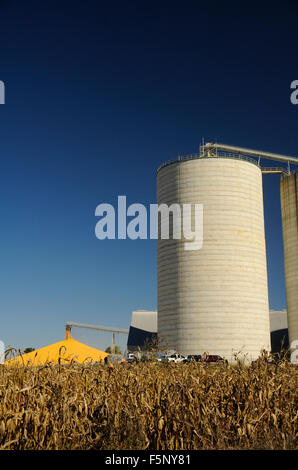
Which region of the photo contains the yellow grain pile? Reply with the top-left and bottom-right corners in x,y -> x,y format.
5,338 -> 108,366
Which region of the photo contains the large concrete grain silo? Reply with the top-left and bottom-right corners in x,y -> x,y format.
280,173 -> 298,349
157,151 -> 271,362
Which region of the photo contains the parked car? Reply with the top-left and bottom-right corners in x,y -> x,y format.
203,355 -> 228,364
166,353 -> 186,363
156,351 -> 175,362
183,354 -> 202,363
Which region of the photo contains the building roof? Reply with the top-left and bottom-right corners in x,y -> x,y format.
127,310 -> 158,351
269,309 -> 288,331
130,310 -> 157,332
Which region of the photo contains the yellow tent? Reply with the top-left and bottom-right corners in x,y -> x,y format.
5,335 -> 108,366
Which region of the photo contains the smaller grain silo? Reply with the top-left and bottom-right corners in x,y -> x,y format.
280,173 -> 298,350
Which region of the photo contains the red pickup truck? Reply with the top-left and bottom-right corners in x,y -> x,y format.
203,355 -> 228,364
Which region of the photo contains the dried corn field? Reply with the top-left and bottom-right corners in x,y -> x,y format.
0,358 -> 297,450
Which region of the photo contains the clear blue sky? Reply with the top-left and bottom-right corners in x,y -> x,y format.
0,1 -> 297,351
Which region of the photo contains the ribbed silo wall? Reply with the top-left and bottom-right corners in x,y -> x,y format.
280,173 -> 298,349
157,157 -> 271,362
